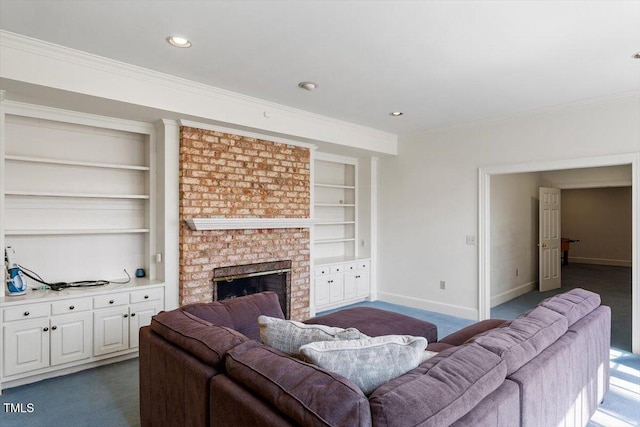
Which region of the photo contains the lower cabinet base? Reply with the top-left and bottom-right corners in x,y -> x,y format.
0,351 -> 138,394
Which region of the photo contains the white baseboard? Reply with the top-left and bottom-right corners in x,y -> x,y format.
377,291 -> 478,321
569,257 -> 632,267
490,281 -> 537,308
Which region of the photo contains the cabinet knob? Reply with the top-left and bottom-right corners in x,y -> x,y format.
144,295 -> 149,299
131,313 -> 136,317
321,270 -> 325,274
69,305 -> 75,310
43,327 -> 49,332
356,275 -> 361,279
24,311 -> 30,316
109,300 -> 114,304
124,314 -> 129,318
52,326 -> 57,331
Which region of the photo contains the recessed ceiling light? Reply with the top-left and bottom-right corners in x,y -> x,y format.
634,52 -> 640,59
166,35 -> 192,48
389,112 -> 404,117
298,81 -> 318,91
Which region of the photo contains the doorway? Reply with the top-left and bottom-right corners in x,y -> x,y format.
479,153 -> 639,354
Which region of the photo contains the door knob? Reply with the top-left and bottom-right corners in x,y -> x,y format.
541,243 -> 548,248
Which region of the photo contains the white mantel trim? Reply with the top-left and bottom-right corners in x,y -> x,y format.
185,218 -> 315,231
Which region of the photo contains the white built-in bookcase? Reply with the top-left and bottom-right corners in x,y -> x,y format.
0,101 -> 157,284
313,153 -> 358,264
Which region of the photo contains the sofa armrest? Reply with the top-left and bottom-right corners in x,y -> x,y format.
438,319 -> 508,346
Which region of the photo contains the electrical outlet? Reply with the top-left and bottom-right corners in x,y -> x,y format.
466,235 -> 476,245
440,280 -> 446,290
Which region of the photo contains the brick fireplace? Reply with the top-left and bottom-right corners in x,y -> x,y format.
179,126 -> 311,320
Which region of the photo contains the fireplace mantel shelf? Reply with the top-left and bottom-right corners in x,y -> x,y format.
185,218 -> 315,231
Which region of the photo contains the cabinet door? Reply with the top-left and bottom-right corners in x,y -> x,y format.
50,312 -> 92,366
328,274 -> 344,304
355,270 -> 370,297
315,276 -> 331,307
128,302 -> 161,349
93,307 -> 129,356
344,272 -> 357,300
3,318 -> 50,376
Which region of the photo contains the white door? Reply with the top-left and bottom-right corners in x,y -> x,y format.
328,274 -> 344,303
3,319 -> 50,376
93,307 -> 129,356
539,187 -> 561,292
50,312 -> 92,366
129,303 -> 161,349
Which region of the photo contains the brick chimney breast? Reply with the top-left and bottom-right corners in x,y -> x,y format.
179,127 -> 311,320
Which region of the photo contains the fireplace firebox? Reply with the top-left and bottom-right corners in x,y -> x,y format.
213,260 -> 291,319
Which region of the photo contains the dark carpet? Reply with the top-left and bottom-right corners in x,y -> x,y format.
491,263 -> 632,351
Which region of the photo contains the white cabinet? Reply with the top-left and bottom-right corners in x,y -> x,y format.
3,318 -> 50,377
50,312 -> 92,367
314,259 -> 370,311
2,298 -> 92,377
0,283 -> 164,391
93,287 -> 163,356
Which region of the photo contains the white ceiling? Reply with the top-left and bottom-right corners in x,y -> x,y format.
0,0 -> 639,136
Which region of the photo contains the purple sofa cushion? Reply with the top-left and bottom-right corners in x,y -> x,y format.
471,306 -> 568,375
226,340 -> 371,427
539,288 -> 601,326
182,291 -> 285,341
151,310 -> 249,369
369,343 -> 507,427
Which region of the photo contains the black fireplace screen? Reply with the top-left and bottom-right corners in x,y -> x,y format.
213,260 -> 291,319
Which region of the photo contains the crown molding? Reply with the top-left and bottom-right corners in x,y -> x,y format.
178,120 -> 317,151
0,30 -> 397,154
405,91 -> 640,137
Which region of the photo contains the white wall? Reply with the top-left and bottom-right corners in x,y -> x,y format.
562,187 -> 632,266
490,173 -> 543,307
378,96 -> 640,319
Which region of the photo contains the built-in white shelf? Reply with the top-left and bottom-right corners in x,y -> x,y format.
4,155 -> 149,171
315,237 -> 356,244
314,203 -> 356,207
5,191 -> 150,200
314,183 -> 356,190
5,228 -> 150,236
315,221 -> 356,226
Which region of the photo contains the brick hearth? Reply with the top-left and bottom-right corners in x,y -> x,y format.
179,126 -> 311,320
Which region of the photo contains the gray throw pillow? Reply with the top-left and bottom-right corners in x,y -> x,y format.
299,335 -> 428,395
258,315 -> 367,356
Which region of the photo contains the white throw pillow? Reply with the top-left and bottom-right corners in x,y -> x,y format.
299,335 -> 428,395
258,315 -> 367,356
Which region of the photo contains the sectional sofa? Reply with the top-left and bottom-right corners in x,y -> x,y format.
139,288 -> 610,426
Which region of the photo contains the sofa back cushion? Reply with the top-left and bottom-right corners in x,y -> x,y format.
539,288 -> 601,327
471,306 -> 568,375
151,309 -> 249,369
182,291 -> 285,340
368,343 -> 507,427
226,341 -> 371,427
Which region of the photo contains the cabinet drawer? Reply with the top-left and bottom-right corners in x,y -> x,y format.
51,297 -> 92,315
93,293 -> 128,309
130,288 -> 163,304
330,265 -> 345,274
3,303 -> 50,322
344,262 -> 357,272
357,260 -> 370,270
315,266 -> 330,276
